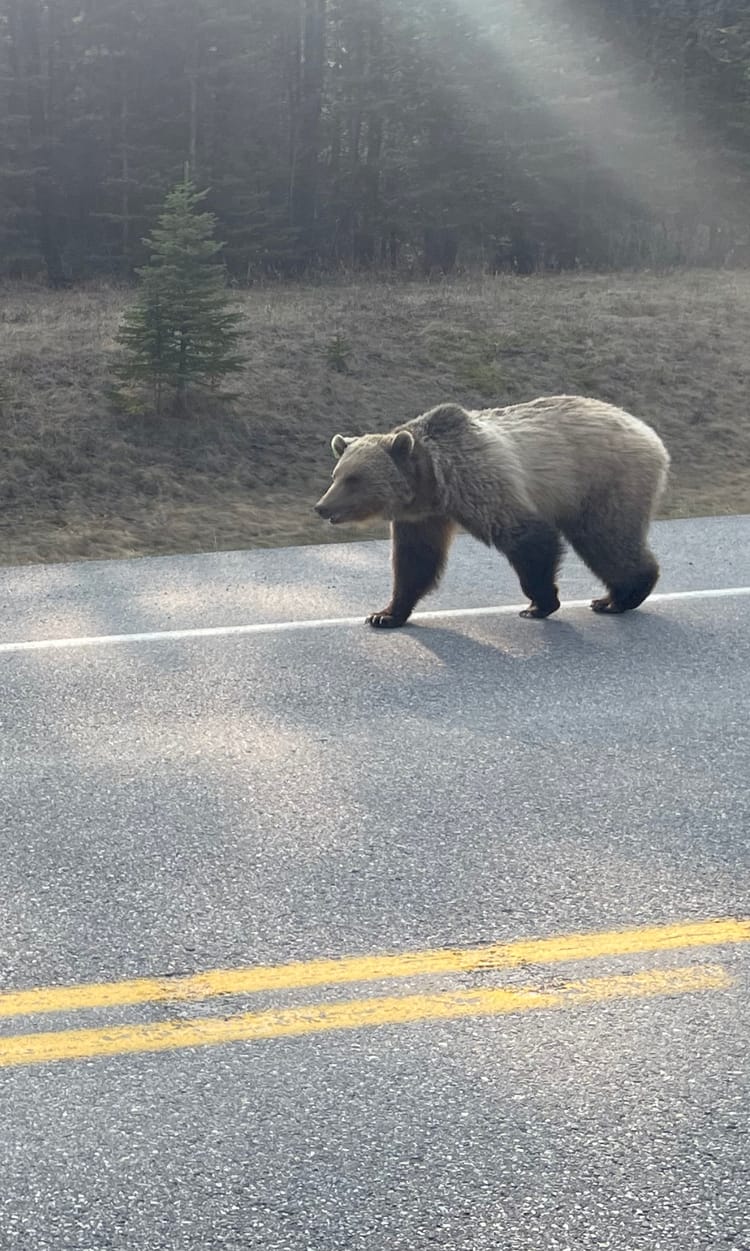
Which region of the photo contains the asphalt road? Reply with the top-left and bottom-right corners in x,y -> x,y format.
1,514 -> 749,1250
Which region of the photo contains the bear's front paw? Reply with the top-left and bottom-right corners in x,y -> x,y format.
366,610 -> 407,629
519,596 -> 559,619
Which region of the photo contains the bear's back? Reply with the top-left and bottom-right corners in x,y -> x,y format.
479,395 -> 668,519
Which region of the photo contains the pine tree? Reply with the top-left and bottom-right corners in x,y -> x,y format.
117,175 -> 245,414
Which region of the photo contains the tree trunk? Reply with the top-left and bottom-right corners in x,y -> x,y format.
120,89 -> 131,265
288,0 -> 327,268
188,72 -> 198,180
355,0 -> 383,267
9,0 -> 66,285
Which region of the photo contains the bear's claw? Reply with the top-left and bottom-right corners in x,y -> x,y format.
366,611 -> 406,629
591,595 -> 623,614
519,598 -> 559,619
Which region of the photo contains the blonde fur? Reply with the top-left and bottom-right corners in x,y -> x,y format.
315,395 -> 670,627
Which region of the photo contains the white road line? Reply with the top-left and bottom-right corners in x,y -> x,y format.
0,586 -> 747,656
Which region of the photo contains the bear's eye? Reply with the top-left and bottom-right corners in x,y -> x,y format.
345,474 -> 361,488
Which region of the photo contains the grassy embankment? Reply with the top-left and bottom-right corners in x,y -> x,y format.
0,269 -> 748,566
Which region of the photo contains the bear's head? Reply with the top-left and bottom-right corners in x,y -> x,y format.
314,430 -> 417,525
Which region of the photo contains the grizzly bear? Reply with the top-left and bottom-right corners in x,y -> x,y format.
314,395 -> 670,628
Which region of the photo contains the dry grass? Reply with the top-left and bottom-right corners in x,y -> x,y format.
1,268 -> 749,567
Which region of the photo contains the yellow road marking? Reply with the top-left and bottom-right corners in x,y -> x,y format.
0,917 -> 747,1021
0,965 -> 730,1069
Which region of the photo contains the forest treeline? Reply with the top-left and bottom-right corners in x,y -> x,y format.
1,0 -> 749,285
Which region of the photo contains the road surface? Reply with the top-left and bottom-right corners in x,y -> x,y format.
1,514 -> 749,1250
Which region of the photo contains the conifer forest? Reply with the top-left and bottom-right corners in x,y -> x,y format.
2,0 -> 750,284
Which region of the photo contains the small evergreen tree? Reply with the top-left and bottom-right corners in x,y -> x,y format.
117,176 -> 245,414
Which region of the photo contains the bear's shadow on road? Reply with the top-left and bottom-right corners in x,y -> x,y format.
391,604 -> 699,678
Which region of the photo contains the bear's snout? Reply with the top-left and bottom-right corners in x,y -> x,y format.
314,491 -> 339,522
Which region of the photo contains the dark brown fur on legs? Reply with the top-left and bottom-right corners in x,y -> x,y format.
560,514 -> 660,614
367,517 -> 455,628
496,518 -> 564,619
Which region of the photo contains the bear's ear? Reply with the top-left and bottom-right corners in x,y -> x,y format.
331,434 -> 354,459
388,429 -> 415,462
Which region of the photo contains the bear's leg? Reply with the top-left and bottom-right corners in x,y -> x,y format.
496,519 -> 563,619
562,517 -> 659,614
367,517 -> 455,628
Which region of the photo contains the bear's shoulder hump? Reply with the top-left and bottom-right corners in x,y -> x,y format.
417,403 -> 471,439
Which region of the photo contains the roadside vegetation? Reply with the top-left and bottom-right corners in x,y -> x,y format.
1,267 -> 749,566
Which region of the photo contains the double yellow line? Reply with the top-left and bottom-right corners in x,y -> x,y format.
1,918 -> 747,1068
